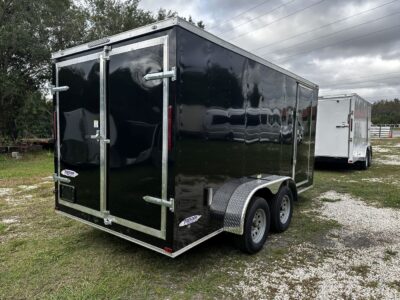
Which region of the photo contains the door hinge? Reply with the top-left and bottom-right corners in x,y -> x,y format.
143,196 -> 174,212
144,67 -> 176,82
102,211 -> 114,225
53,173 -> 71,184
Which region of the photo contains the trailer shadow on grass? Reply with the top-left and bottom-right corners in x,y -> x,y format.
314,161 -> 361,172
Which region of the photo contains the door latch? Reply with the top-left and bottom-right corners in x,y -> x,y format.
53,173 -> 71,184
90,130 -> 101,141
144,67 -> 176,82
143,196 -> 174,212
90,130 -> 110,143
47,83 -> 69,95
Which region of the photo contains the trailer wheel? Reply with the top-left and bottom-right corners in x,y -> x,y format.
358,149 -> 370,170
236,197 -> 270,254
367,148 -> 372,167
270,186 -> 294,233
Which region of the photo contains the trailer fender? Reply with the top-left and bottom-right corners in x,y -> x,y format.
220,175 -> 293,235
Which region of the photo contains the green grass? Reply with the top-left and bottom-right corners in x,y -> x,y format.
0,223 -> 6,234
0,151 -> 53,181
0,139 -> 399,299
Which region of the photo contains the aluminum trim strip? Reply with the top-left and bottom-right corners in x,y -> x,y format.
298,185 -> 313,194
56,210 -> 223,258
99,51 -> 107,213
171,229 -> 223,258
296,179 -> 309,187
55,210 -> 171,256
292,83 -> 299,180
58,199 -> 164,238
56,65 -> 61,202
51,18 -> 178,59
160,35 -> 169,238
56,53 -> 101,68
109,36 -> 166,56
51,18 -> 317,88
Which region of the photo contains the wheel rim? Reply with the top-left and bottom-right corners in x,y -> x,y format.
251,208 -> 267,243
279,195 -> 291,224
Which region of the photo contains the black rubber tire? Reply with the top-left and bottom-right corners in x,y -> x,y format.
358,150 -> 369,170
270,186 -> 294,233
367,148 -> 372,167
235,197 -> 270,254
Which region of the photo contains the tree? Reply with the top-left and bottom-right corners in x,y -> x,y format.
0,0 -> 204,142
0,0 -> 87,141
372,98 -> 400,124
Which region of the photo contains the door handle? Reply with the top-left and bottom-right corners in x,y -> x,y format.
336,124 -> 349,128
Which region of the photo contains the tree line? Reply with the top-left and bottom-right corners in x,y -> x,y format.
0,0 -> 203,143
372,98 -> 400,125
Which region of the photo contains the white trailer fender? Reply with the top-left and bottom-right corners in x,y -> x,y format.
210,175 -> 295,235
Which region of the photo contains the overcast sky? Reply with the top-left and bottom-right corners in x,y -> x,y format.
139,0 -> 400,102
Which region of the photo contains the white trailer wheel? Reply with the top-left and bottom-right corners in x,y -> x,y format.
251,208 -> 267,244
279,195 -> 291,224
235,196 -> 270,254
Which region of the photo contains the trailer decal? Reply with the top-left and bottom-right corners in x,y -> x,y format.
61,169 -> 79,178
179,215 -> 202,227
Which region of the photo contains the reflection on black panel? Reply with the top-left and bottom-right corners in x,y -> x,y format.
107,45 -> 163,230
58,59 -> 100,210
175,28 -> 317,249
295,86 -> 314,183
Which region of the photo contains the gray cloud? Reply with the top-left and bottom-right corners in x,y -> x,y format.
140,0 -> 400,101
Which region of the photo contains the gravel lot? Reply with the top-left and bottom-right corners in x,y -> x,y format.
222,141 -> 400,299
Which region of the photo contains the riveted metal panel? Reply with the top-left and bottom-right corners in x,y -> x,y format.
210,178 -> 252,220
223,175 -> 290,235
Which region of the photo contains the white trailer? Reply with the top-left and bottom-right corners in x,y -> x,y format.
315,94 -> 372,169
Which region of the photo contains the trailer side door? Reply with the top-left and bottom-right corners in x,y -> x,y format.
315,97 -> 351,158
293,85 -> 315,186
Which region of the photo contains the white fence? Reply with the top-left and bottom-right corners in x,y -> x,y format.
371,126 -> 392,138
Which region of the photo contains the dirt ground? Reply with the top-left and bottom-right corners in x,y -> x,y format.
0,139 -> 399,299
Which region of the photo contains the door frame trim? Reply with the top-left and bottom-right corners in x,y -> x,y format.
293,84 -> 314,187
55,36 -> 170,240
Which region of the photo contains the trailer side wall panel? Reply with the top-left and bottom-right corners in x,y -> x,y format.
173,28 -> 317,249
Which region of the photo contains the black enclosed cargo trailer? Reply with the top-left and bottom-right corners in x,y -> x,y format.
50,17 -> 319,257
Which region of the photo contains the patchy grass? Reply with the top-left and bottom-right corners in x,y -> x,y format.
0,139 -> 399,299
0,151 -> 53,184
384,249 -> 398,261
311,138 -> 400,208
0,223 -> 6,234
350,265 -> 370,277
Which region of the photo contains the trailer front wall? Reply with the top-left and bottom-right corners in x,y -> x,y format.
173,28 -> 317,250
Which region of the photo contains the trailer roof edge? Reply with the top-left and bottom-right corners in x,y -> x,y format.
319,93 -> 372,104
51,17 -> 318,89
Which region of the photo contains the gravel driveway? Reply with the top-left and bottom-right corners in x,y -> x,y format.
222,141 -> 400,299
